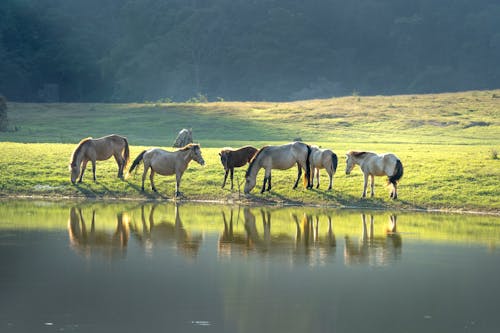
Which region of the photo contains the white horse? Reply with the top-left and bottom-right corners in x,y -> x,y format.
244,142 -> 312,194
128,144 -> 205,197
309,146 -> 338,190
345,151 -> 403,199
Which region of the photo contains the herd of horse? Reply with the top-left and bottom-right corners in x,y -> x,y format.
69,134 -> 404,199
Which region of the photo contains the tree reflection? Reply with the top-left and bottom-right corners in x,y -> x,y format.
67,207 -> 129,260
128,204 -> 203,258
344,214 -> 402,266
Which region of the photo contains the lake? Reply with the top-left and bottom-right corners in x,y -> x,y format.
1,200 -> 499,333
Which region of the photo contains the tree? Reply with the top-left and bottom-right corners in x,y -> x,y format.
0,95 -> 9,131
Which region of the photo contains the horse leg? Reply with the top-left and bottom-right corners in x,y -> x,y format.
175,172 -> 182,197
78,160 -> 88,183
222,169 -> 229,188
261,169 -> 271,193
362,173 -> 368,198
114,154 -> 124,179
230,168 -> 234,190
91,160 -> 97,182
150,169 -> 157,192
293,163 -> 302,189
392,183 -> 398,200
370,174 -> 375,197
141,167 -> 148,191
327,168 -> 333,191
316,169 -> 320,189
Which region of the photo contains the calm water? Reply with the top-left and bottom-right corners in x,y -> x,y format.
1,201 -> 499,333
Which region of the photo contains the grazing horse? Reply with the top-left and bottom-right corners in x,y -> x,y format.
345,151 -> 403,199
219,145 -> 258,189
244,141 -> 312,194
309,146 -> 338,190
128,143 -> 205,197
69,134 -> 129,184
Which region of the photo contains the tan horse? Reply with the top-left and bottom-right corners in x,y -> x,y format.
309,146 -> 338,190
219,145 -> 258,189
244,141 -> 312,194
345,151 -> 403,199
69,134 -> 129,184
128,143 -> 205,197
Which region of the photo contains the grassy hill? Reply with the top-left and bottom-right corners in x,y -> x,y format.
0,90 -> 499,213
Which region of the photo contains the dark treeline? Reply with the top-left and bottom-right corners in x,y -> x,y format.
1,0 -> 499,102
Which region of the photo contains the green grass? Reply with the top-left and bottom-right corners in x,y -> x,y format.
0,90 -> 499,213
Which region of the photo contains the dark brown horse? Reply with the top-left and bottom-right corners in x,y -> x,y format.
69,134 -> 129,184
219,145 -> 258,189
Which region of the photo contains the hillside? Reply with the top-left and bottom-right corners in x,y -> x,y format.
0,90 -> 499,213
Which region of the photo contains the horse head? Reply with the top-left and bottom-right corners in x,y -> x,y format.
190,144 -> 205,166
243,174 -> 256,194
69,162 -> 80,184
345,152 -> 356,175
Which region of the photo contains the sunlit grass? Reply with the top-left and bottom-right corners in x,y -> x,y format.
0,89 -> 498,212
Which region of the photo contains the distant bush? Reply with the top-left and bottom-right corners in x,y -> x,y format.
186,93 -> 209,104
491,149 -> 498,160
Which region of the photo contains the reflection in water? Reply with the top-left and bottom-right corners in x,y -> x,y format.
67,205 -> 403,266
67,207 -> 129,260
344,214 -> 402,266
218,208 -> 337,266
128,204 -> 203,258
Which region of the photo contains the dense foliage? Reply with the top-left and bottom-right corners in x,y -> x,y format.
1,0 -> 499,102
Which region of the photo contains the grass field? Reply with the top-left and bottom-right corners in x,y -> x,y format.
0,90 -> 499,213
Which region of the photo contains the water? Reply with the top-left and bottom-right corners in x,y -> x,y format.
1,200 -> 499,333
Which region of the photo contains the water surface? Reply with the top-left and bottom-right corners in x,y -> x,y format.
1,201 -> 499,333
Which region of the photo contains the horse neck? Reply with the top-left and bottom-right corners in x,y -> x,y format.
179,148 -> 193,165
71,145 -> 87,166
246,153 -> 262,178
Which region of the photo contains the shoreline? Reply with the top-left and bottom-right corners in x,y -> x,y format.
1,193 -> 499,217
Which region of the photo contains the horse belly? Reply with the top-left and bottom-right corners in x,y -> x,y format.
152,160 -> 175,176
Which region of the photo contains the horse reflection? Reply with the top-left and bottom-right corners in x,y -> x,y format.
67,207 -> 129,260
129,204 -> 202,258
293,213 -> 336,264
344,214 -> 402,266
218,208 -> 336,264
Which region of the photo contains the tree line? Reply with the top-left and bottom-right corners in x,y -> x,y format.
1,0 -> 499,102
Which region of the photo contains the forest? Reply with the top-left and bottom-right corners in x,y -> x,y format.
1,0 -> 499,102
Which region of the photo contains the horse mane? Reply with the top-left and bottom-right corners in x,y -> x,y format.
246,146 -> 268,177
70,137 -> 92,165
348,151 -> 367,157
178,143 -> 199,151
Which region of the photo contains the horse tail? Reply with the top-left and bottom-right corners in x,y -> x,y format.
123,137 -> 130,169
331,152 -> 338,173
128,150 -> 147,175
305,144 -> 312,188
388,159 -> 404,185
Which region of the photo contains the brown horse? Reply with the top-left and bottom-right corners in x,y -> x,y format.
128,143 -> 205,197
69,134 -> 129,184
244,141 -> 312,194
219,145 -> 258,189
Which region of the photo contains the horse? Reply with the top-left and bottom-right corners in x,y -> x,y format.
309,146 -> 338,190
128,143 -> 205,197
345,151 -> 403,199
219,145 -> 258,189
244,141 -> 312,194
69,134 -> 129,184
